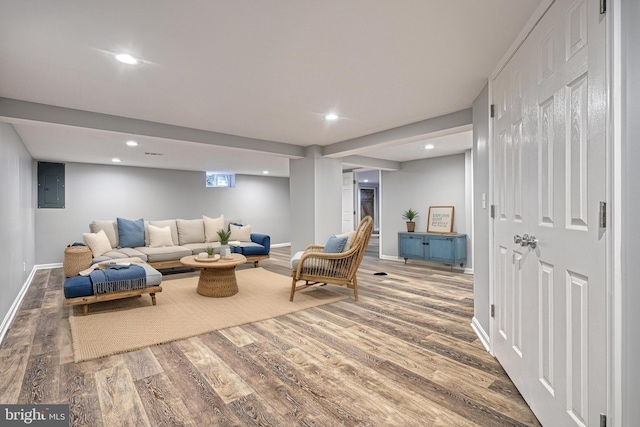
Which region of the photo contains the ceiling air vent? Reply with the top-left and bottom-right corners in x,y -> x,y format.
144,152 -> 164,156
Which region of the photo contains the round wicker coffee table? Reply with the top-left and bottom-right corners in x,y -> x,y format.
180,254 -> 247,297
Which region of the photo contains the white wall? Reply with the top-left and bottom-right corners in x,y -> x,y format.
35,162 -> 291,264
621,0 -> 639,423
380,154 -> 467,260
472,83 -> 491,337
0,123 -> 35,334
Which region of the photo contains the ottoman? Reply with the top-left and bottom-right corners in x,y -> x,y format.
63,245 -> 92,278
64,263 -> 163,315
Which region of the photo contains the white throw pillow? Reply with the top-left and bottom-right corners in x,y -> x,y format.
90,220 -> 118,248
229,223 -> 252,242
336,230 -> 357,251
82,229 -> 112,257
177,218 -> 205,245
203,214 -> 225,242
148,225 -> 174,248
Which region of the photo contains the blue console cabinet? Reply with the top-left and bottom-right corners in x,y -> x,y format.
398,232 -> 467,267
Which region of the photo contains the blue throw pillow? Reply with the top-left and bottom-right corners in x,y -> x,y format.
117,217 -> 145,248
324,235 -> 348,253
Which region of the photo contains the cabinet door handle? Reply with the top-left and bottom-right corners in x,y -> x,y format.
423,242 -> 429,245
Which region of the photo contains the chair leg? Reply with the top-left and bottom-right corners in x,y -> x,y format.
352,277 -> 358,301
290,278 -> 297,301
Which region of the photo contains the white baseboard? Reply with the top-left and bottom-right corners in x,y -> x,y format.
271,242 -> 291,248
37,262 -> 62,269
0,267 -> 38,346
379,255 -> 403,262
471,316 -> 491,353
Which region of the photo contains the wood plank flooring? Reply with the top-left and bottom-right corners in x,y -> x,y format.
0,247 -> 540,426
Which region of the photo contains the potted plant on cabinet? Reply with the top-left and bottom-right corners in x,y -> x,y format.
402,208 -> 419,232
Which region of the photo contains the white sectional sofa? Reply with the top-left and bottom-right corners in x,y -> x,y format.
82,215 -> 270,270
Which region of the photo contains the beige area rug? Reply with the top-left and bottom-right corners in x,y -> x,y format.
69,267 -> 347,362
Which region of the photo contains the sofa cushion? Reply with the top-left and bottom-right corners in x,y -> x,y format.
63,275 -> 94,298
135,246 -> 192,263
149,220 -> 178,246
83,229 -> 112,258
203,214 -> 225,242
182,242 -> 219,254
89,220 -> 118,248
117,217 -> 145,248
230,223 -> 252,242
291,250 -> 304,270
177,218 -> 205,245
93,248 -> 148,264
148,225 -> 174,248
231,242 -> 268,256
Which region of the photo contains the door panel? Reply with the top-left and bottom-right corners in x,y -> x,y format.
341,172 -> 354,233
492,0 -> 606,425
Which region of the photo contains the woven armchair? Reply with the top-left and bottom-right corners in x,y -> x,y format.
290,216 -> 373,301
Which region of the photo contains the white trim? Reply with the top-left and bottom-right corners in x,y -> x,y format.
465,149 -> 474,273
270,242 -> 291,248
609,0 -> 623,424
36,262 -> 62,269
471,316 -> 491,352
380,255 -> 403,262
0,267 -> 37,346
488,78 -> 496,356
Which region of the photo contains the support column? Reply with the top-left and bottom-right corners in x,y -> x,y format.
289,146 -> 343,254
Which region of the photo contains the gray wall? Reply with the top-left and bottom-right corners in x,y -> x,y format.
35,163 -> 291,264
289,147 -> 342,254
0,123 -> 35,330
380,154 -> 467,259
472,83 -> 490,336
621,0 -> 639,423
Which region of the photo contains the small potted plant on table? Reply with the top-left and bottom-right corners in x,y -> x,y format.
402,208 -> 419,232
217,228 -> 232,258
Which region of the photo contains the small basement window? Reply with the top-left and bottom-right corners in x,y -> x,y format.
206,172 -> 235,188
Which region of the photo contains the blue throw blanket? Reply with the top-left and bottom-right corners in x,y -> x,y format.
89,264 -> 147,294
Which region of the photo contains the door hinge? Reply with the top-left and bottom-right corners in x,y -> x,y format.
600,413 -> 607,427
490,205 -> 496,218
491,304 -> 495,318
600,0 -> 606,14
599,202 -> 607,228
490,104 -> 495,118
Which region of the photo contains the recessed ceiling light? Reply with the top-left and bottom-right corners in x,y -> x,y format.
111,157 -> 122,163
424,144 -> 435,150
263,170 -> 269,174
364,179 -> 369,183
115,53 -> 141,65
325,113 -> 339,121
126,140 -> 138,147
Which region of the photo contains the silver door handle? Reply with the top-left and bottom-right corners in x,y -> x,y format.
514,234 -> 538,248
524,234 -> 538,249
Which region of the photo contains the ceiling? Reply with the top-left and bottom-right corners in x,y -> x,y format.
0,0 -> 541,177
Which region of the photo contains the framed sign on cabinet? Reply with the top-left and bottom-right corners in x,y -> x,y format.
427,206 -> 454,233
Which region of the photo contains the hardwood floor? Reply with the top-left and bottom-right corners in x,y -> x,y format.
0,247 -> 540,426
